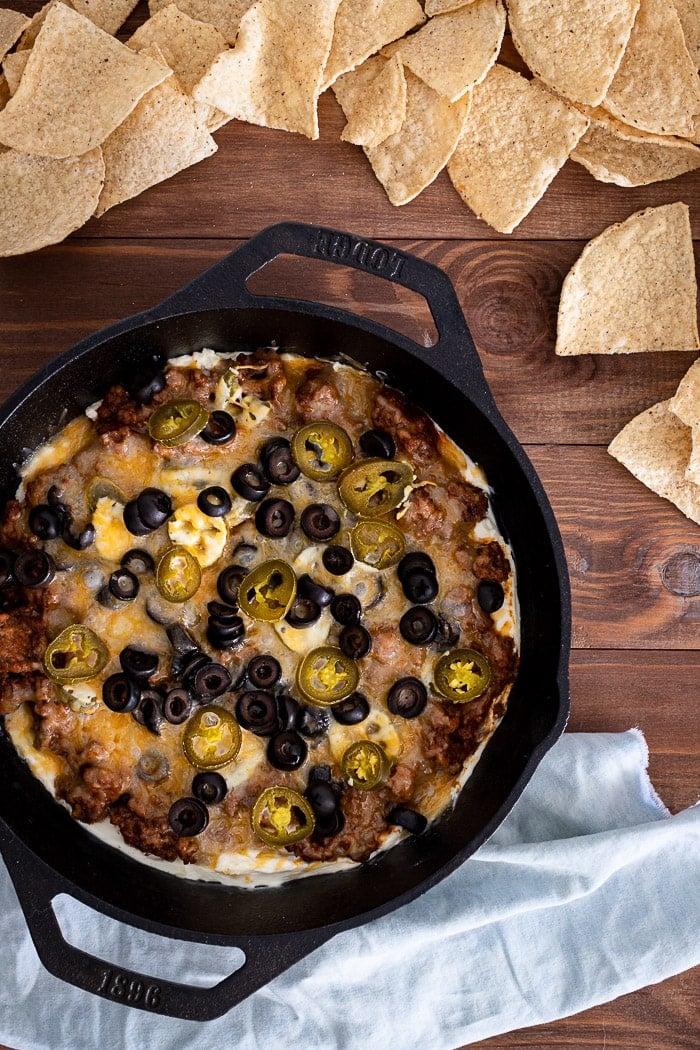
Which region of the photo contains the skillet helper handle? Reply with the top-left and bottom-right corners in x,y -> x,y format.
0,822 -> 331,1022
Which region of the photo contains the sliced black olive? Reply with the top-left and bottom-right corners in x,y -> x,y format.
133,688 -> 166,735
122,499 -> 151,536
181,652 -> 212,689
339,624 -> 372,659
322,544 -> 354,577
121,548 -> 155,575
201,410 -> 236,446
163,687 -> 193,725
168,797 -> 209,837
297,574 -> 334,607
397,551 -> 436,582
401,568 -> 438,605
206,618 -> 245,650
136,488 -> 173,530
0,586 -> 23,612
260,437 -> 300,486
432,615 -> 460,652
330,593 -> 361,626
387,677 -> 427,719
387,805 -> 428,835
192,770 -> 228,805
197,486 -> 232,518
62,522 -> 96,551
478,579 -> 505,614
313,808 -> 345,840
102,673 -> 140,713
232,541 -> 257,567
296,704 -> 331,738
277,693 -> 300,731
231,463 -> 270,502
300,503 -> 340,542
0,549 -> 14,587
267,730 -> 307,771
305,781 -> 338,820
308,763 -> 332,783
216,563 -> 247,607
119,645 -> 158,680
285,596 -> 321,629
167,623 -> 199,660
331,692 -> 370,726
136,748 -> 170,783
235,690 -> 279,736
108,567 -> 139,601
192,661 -> 232,699
129,369 -> 166,405
13,550 -> 55,588
399,606 -> 438,645
255,498 -> 294,539
206,600 -> 241,626
359,428 -> 396,459
247,653 -> 282,689
28,505 -> 62,540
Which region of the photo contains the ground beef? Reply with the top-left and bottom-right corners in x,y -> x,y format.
399,486 -> 447,540
238,349 -> 287,401
0,593 -> 48,675
58,763 -> 129,824
291,786 -> 391,863
473,541 -> 511,582
32,693 -> 74,750
0,500 -> 27,547
446,479 -> 489,524
110,797 -> 198,863
0,671 -> 51,715
372,388 -> 441,469
295,365 -> 344,423
94,386 -> 150,436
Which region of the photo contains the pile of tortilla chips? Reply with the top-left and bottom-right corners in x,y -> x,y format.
0,0 -> 698,253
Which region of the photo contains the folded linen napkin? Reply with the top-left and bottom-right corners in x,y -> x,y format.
0,729 -> 697,1050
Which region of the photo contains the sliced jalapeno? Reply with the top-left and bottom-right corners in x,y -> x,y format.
291,421 -> 353,482
85,477 -> 126,514
148,399 -> 209,448
433,648 -> 492,703
338,458 -> 413,517
238,559 -> 296,622
44,625 -> 108,683
297,645 -> 359,706
156,545 -> 202,603
182,704 -> 242,770
251,786 -> 315,847
350,519 -> 406,570
341,740 -> 387,790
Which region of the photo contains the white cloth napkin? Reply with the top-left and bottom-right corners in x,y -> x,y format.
1,728 -> 698,1050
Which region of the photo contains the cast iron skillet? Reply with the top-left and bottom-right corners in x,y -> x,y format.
0,222 -> 570,1021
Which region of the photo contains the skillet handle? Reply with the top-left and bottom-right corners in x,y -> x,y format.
0,821 -> 331,1021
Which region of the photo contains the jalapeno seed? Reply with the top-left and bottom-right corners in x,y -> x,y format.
201,410 -> 236,445
399,606 -> 438,646
102,673 -> 140,713
255,498 -> 295,539
387,677 -> 428,719
197,486 -> 232,518
168,797 -> 209,837
300,503 -> 340,542
192,770 -> 228,805
247,654 -> 282,689
231,463 -> 270,502
267,730 -> 307,771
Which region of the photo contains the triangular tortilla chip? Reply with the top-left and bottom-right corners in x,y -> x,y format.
0,146 -> 104,256
603,0 -> 700,138
608,400 -> 700,524
673,0 -> 700,67
447,65 -> 589,233
426,0 -> 477,13
0,75 -> 10,110
321,0 -> 425,90
70,0 -> 139,34
556,202 -> 700,355
382,0 -> 505,103
96,44 -> 217,216
0,5 -> 170,158
668,358 -> 700,427
360,65 -> 471,205
16,0 -> 72,50
571,105 -> 700,185
687,427 -> 700,483
0,8 -> 30,61
335,54 -> 406,147
506,0 -> 640,106
3,49 -> 29,95
193,0 -> 342,139
148,0 -> 254,45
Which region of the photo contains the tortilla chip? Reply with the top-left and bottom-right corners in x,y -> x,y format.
0,146 -> 104,256
321,0 -> 425,90
571,105 -> 700,185
129,7 -> 227,95
556,202 -> 700,356
603,0 -> 700,138
672,0 -> 700,67
0,8 -> 30,60
70,0 -> 139,35
193,0 -> 342,139
382,0 -> 505,103
447,65 -> 589,233
0,74 -> 9,110
148,0 -> 255,45
506,0 -> 640,107
0,5 -> 170,158
426,0 -> 477,13
668,357 -> 700,427
687,427 -> 700,483
608,400 -> 700,524
356,65 -> 471,205
3,49 -> 29,95
96,44 -> 217,216
334,54 -> 406,147
16,0 -> 72,50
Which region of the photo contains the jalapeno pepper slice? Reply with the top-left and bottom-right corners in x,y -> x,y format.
338,458 -> 413,517
85,477 -> 126,514
148,399 -> 209,448
297,645 -> 359,706
350,519 -> 406,570
182,704 -> 242,770
238,559 -> 296,622
156,545 -> 202,602
341,740 -> 387,790
291,422 -> 353,482
44,625 -> 109,683
433,648 -> 492,703
251,786 -> 315,847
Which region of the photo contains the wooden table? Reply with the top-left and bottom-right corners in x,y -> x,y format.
0,5 -> 698,1046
